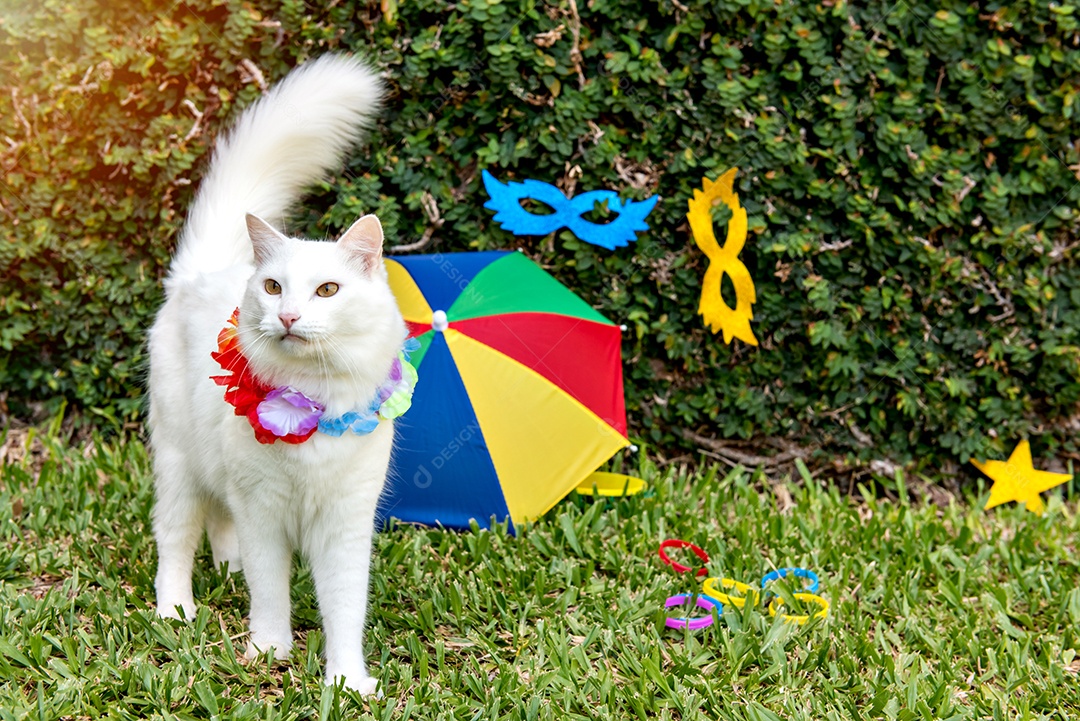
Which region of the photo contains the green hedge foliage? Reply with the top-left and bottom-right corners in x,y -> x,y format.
3,0 -> 1080,472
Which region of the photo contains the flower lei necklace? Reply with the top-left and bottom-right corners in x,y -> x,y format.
211,308 -> 419,445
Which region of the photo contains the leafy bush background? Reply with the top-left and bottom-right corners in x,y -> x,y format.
3,0 -> 1080,473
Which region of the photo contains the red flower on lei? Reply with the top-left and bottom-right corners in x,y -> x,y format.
210,308 -> 318,445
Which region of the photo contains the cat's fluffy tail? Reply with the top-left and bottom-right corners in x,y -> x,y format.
168,55 -> 383,279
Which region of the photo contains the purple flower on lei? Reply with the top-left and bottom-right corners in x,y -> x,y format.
256,386 -> 324,437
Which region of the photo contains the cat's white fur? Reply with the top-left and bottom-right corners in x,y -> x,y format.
148,55 -> 398,695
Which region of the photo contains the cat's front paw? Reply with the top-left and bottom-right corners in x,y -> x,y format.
244,637 -> 292,662
327,668 -> 380,696
156,596 -> 196,621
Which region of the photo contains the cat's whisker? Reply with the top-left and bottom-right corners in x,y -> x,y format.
235,330 -> 276,386
319,334 -> 361,376
313,337 -> 336,400
320,334 -> 374,394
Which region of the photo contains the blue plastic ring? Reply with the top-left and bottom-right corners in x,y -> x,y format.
760,568 -> 819,594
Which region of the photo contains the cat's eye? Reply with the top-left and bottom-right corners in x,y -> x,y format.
264,279 -> 281,295
316,282 -> 339,298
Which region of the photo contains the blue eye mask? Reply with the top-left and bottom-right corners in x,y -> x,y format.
482,170 -> 659,250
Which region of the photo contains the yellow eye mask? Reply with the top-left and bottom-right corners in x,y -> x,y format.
686,168 -> 758,346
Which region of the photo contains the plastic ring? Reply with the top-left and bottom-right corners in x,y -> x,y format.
701,594 -> 726,609
768,592 -> 829,625
664,594 -> 719,630
658,539 -> 709,576
701,577 -> 759,608
760,568 -> 819,594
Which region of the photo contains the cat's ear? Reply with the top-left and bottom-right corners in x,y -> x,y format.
337,214 -> 384,274
246,214 -> 289,265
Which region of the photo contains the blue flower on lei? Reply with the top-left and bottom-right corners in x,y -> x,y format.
318,399 -> 382,437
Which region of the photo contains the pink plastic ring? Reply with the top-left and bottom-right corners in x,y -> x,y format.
664,594 -> 718,630
658,539 -> 710,576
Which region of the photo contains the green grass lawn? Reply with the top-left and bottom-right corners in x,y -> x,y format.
1,429 -> 1079,720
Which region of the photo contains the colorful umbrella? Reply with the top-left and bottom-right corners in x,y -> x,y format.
379,250 -> 628,530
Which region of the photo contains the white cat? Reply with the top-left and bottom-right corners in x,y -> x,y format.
147,55 -> 402,695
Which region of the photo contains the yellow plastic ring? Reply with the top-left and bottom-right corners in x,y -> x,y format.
574,472 -> 646,497
768,593 -> 829,625
701,577 -> 759,608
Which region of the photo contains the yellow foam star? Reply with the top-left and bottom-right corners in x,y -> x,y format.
686,168 -> 758,346
971,440 -> 1071,516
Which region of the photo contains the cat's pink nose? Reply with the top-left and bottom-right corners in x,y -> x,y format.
279,312 -> 300,330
